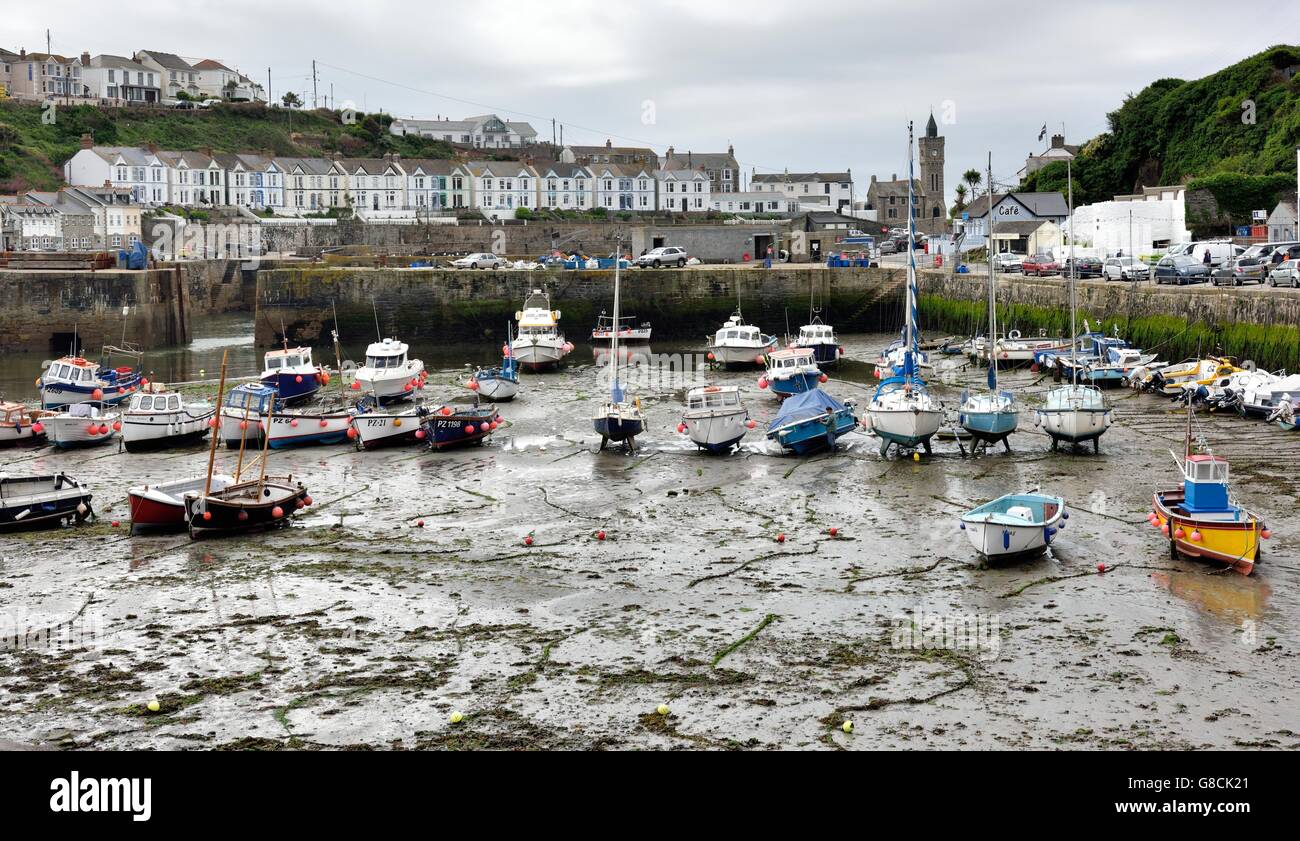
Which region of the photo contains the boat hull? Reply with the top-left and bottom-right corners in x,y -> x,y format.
266,411 -> 355,448
45,416 -> 119,449
768,372 -> 823,399
356,363 -> 425,404
122,408 -> 215,452
219,409 -> 264,449
0,424 -> 47,447
476,376 -> 518,401
767,409 -> 857,455
709,343 -> 776,368
866,407 -> 943,449
128,475 -> 235,532
959,408 -> 1019,445
39,376 -> 141,410
353,411 -> 423,450
421,408 -> 499,450
1035,408 -> 1112,445
1152,489 -> 1259,575
798,342 -> 839,366
594,415 -> 644,443
184,480 -> 308,539
0,475 -> 93,532
511,340 -> 567,370
684,410 -> 748,453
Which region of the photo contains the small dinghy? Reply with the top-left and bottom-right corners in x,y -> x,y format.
128,473 -> 235,532
471,323 -> 520,402
351,400 -> 425,450
45,403 -> 121,448
121,389 -> 215,452
680,385 -> 753,453
765,388 -> 857,455
420,405 -> 501,450
760,347 -> 825,399
0,402 -> 54,447
0,473 -> 93,531
960,492 -> 1067,560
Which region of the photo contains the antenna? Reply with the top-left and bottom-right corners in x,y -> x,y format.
372,298 -> 381,342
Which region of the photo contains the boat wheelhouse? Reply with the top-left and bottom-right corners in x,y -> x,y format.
121,390 -> 215,452
796,319 -> 840,366
218,383 -> 279,448
261,346 -> 324,404
1152,455 -> 1264,575
706,313 -> 777,368
762,348 -> 823,398
512,290 -> 571,370
0,402 -> 54,446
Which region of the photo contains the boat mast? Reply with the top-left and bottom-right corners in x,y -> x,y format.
610,233 -> 621,401
332,300 -> 345,404
254,386 -> 277,498
987,152 -> 998,393
905,120 -> 917,380
203,350 -> 229,496
1067,152 -> 1077,386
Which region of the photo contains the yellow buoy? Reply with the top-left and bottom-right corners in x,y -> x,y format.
842,720 -> 853,733
147,699 -> 161,713
450,711 -> 464,724
656,704 -> 669,716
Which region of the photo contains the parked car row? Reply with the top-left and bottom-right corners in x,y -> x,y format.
1211,241 -> 1300,286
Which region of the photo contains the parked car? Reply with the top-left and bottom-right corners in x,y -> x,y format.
635,246 -> 689,268
1267,259 -> 1300,288
1021,254 -> 1060,276
451,252 -> 506,269
1177,241 -> 1241,269
1154,254 -> 1209,284
1102,256 -> 1149,281
1063,256 -> 1103,278
1217,242 -> 1300,286
878,240 -> 898,255
992,252 -> 1024,272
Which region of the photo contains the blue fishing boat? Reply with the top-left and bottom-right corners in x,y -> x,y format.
765,388 -> 857,455
218,383 -> 280,448
761,347 -> 824,398
260,345 -> 323,404
472,323 -> 520,402
420,404 -> 500,450
960,492 -> 1067,560
38,345 -> 144,409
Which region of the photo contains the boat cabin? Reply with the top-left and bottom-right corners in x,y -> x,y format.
1,401 -> 33,424
798,324 -> 836,344
716,324 -> 762,344
364,339 -> 408,369
225,384 -> 277,413
768,348 -> 816,371
1183,454 -> 1231,512
45,357 -> 104,386
129,392 -> 183,413
264,347 -> 313,372
687,387 -> 741,410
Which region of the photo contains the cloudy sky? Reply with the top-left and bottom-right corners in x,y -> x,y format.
11,0 -> 1299,200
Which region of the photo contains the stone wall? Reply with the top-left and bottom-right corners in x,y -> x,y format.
254,265 -> 910,347
0,267 -> 189,352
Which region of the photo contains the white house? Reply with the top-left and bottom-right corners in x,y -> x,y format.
81,55 -> 161,104
64,143 -> 170,205
750,171 -> 853,212
655,168 -> 709,213
159,151 -> 226,207
1067,196 -> 1191,255
404,159 -> 471,211
593,164 -> 656,212
133,50 -> 200,101
190,59 -> 264,101
276,157 -> 338,213
216,153 -> 283,209
390,114 -> 538,148
536,163 -> 594,211
336,158 -> 408,213
710,191 -> 799,215
1,203 -> 64,250
469,162 -> 539,220
961,192 -> 1070,240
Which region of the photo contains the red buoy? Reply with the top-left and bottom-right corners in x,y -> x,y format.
303,496 -> 313,506
290,418 -> 299,427
417,520 -> 425,528
468,380 -> 480,391
111,520 -> 120,528
346,426 -> 358,439
238,510 -> 249,521
92,388 -> 103,400
524,535 -> 534,546
596,530 -> 606,540
415,428 -> 426,440
818,373 -> 828,383
271,506 -> 284,518
295,375 -> 303,383
351,381 -> 361,391
828,527 -> 838,537
464,424 -> 476,434
202,511 -> 212,521
112,421 -> 121,432
1097,563 -> 1107,573
441,407 -> 452,416
318,419 -> 328,428
776,533 -> 786,543
745,419 -> 756,429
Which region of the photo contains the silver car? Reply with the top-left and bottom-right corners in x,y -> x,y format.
992,252 -> 1024,272
451,252 -> 505,269
1102,256 -> 1149,281
1267,259 -> 1300,288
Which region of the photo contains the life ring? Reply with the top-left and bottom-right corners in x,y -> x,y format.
1008,330 -> 1021,340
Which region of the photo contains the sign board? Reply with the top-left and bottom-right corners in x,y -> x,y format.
1236,226 -> 1251,237
961,212 -> 970,221
1251,209 -> 1267,221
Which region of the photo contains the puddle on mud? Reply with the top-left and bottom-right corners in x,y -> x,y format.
0,331 -> 1296,750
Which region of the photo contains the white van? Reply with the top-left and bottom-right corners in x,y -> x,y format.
1179,241 -> 1242,268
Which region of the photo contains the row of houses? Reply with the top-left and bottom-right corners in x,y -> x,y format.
63,139 -> 803,220
0,47 -> 265,105
0,186 -> 143,252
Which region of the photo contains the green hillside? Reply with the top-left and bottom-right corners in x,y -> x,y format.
0,100 -> 459,192
1020,45 -> 1300,230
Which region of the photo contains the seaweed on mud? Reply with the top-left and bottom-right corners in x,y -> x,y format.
413,707 -> 611,751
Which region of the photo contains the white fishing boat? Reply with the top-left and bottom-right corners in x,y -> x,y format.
992,330 -> 1071,366
355,338 -> 426,404
121,389 -> 215,452
0,402 -> 54,446
1036,146 -> 1114,453
37,345 -> 144,409
512,289 -> 572,370
265,407 -> 356,448
591,311 -> 652,343
960,492 -> 1067,560
680,386 -> 753,453
865,122 -> 943,457
706,311 -> 777,368
1245,372 -> 1300,416
44,403 -> 121,449
351,404 -> 426,450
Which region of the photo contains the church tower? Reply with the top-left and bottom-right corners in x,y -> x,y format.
918,111 -> 946,226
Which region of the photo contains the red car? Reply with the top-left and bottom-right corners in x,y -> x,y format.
1021,255 -> 1060,276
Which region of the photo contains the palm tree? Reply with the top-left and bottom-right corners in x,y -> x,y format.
963,168 -> 982,199
951,183 -> 968,214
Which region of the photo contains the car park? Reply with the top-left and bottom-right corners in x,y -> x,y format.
451,253 -> 506,269
1021,254 -> 1060,276
1101,256 -> 1149,281
635,246 -> 689,268
1267,259 -> 1300,288
1154,254 -> 1209,284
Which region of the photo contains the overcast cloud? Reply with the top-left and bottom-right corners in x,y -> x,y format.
9,0 -> 1298,198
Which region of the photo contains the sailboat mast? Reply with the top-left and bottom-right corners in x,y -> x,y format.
986,152 -> 998,393
1067,153 -> 1077,384
332,300 -> 345,404
611,235 -> 621,394
905,120 -> 917,375
203,350 -> 229,496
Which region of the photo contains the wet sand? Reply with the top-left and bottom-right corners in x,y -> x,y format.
1,334 -> 1297,750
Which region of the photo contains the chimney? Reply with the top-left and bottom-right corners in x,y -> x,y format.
81,52 -> 90,66
727,144 -> 734,156
605,139 -> 612,149
892,173 -> 897,182
391,152 -> 400,161
80,133 -> 94,150
146,141 -> 159,154
19,49 -> 25,58
666,146 -> 674,160
200,146 -> 213,158
687,151 -> 693,167
1050,134 -> 1065,149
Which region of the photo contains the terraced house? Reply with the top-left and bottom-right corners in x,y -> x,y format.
158,150 -> 226,206
403,159 -> 471,211
469,161 -> 539,220
334,157 -> 407,213
64,141 -> 170,204
660,146 -> 740,194
537,162 -> 594,211
4,50 -> 88,101
655,167 -> 710,212
592,163 -> 656,212
276,157 -> 338,212
215,153 -> 283,209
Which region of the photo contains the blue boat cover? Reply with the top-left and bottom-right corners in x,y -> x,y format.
767,388 -> 846,431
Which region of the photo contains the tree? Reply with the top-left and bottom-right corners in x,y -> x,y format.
223,79 -> 238,99
951,183 -> 968,215
962,168 -> 982,198
281,91 -> 303,109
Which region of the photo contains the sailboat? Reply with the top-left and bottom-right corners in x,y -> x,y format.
958,153 -> 1019,452
865,121 -> 943,457
592,236 -> 645,451
1034,149 -> 1113,452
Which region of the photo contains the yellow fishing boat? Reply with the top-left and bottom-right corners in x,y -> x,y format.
1143,356 -> 1243,395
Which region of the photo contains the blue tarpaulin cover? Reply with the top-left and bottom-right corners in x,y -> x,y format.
767,388 -> 846,431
